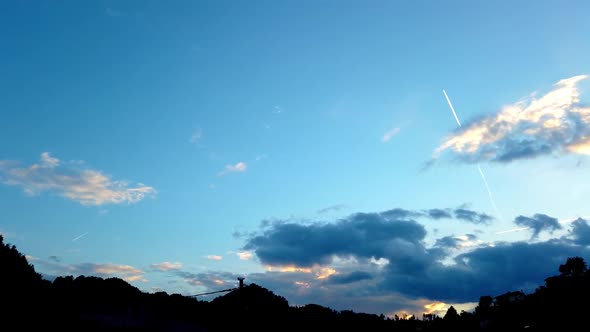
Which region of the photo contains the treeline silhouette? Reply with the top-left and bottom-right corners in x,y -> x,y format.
1,234 -> 589,331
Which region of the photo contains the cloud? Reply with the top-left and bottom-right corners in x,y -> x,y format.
434,234 -> 478,250
48,255 -> 62,263
40,152 -> 59,167
317,204 -> 347,214
0,153 -> 156,205
436,75 -> 590,163
244,211 -> 427,267
189,128 -> 203,145
514,213 -> 562,239
242,208 -> 590,309
453,208 -> 494,224
35,259 -> 146,283
423,208 -> 452,219
568,218 -> 590,245
206,255 -> 223,261
151,261 -> 183,271
381,127 -> 400,142
236,251 -> 253,260
173,270 -> 241,291
327,271 -> 373,285
218,162 -> 247,176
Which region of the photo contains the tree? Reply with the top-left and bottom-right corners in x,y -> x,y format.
443,306 -> 458,320
559,257 -> 587,276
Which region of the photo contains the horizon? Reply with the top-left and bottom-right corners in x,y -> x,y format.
1,0 -> 590,318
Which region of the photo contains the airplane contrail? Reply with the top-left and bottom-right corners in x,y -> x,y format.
442,89 -> 503,221
72,232 -> 89,242
495,216 -> 590,234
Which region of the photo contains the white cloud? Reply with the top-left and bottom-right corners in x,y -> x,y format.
205,255 -> 223,261
0,153 -> 156,205
381,127 -> 400,142
40,152 -> 60,167
218,162 -> 247,176
237,251 -> 253,260
151,261 -> 183,271
435,75 -> 590,162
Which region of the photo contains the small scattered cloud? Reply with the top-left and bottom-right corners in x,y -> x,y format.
151,262 -> 183,271
0,153 -> 156,206
40,152 -> 60,167
218,162 -> 247,176
435,75 -> 590,163
453,208 -> 494,224
381,127 -> 401,143
434,234 -> 479,250
205,255 -> 223,261
189,128 -> 203,145
423,208 -> 452,219
317,204 -> 347,214
255,154 -> 268,161
514,213 -> 562,239
237,251 -> 253,260
48,255 -> 62,263
272,106 -> 283,114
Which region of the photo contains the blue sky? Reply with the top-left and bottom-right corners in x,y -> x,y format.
2,0 -> 590,316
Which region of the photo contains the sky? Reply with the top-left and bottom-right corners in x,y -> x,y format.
1,0 -> 590,317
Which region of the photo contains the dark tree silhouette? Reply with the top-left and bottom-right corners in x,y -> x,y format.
558,256 -> 587,276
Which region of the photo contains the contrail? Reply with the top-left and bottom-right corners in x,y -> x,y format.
442,89 -> 503,221
496,215 -> 590,235
72,232 -> 89,242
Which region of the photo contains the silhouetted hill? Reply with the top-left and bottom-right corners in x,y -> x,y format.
2,235 -> 590,331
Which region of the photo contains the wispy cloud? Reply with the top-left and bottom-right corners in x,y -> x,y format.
381,127 -> 400,142
436,75 -> 590,162
151,261 -> 183,271
317,204 -> 347,214
205,255 -> 223,261
189,128 -> 203,145
0,153 -> 156,205
218,162 -> 247,176
272,106 -> 283,114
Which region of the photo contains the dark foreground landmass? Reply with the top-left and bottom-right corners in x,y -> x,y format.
2,235 -> 589,331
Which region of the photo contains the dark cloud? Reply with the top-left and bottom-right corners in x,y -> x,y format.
383,240 -> 590,302
434,234 -> 477,249
424,208 -> 452,219
327,271 -> 374,285
454,208 -> 493,224
243,211 -> 426,267
515,214 -> 562,239
48,255 -> 61,263
569,218 -> 590,245
240,208 -> 590,311
379,208 -> 422,220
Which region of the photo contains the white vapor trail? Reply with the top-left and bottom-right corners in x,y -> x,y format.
72,231 -> 89,242
442,89 -> 503,221
496,215 -> 590,235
